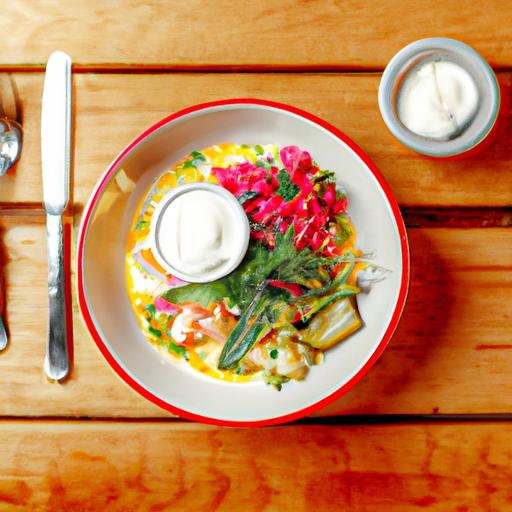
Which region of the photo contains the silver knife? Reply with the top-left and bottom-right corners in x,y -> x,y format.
41,51 -> 72,380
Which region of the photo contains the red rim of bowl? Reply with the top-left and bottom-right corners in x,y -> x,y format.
77,98 -> 410,427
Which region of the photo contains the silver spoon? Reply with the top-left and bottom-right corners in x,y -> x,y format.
0,117 -> 22,175
0,74 -> 23,175
0,75 -> 20,351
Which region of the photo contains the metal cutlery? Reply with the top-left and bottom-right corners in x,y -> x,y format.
0,74 -> 23,351
0,74 -> 23,176
41,51 -> 72,380
0,270 -> 7,351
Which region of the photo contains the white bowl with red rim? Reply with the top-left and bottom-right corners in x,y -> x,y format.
77,99 -> 409,426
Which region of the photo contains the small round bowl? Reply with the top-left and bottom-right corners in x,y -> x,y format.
78,99 -> 409,426
379,38 -> 500,158
150,182 -> 250,283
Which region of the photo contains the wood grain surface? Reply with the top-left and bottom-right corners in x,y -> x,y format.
0,420 -> 511,511
1,72 -> 512,208
1,0 -> 512,69
0,217 -> 510,418
1,3 -> 511,509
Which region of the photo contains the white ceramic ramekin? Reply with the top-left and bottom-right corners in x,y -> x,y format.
150,182 -> 250,283
379,37 -> 500,158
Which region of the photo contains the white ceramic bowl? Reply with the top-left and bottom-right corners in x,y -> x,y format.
78,99 -> 409,426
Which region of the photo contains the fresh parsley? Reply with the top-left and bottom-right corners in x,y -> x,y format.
276,168 -> 299,201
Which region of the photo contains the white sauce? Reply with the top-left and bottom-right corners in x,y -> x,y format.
397,60 -> 479,139
156,190 -> 241,279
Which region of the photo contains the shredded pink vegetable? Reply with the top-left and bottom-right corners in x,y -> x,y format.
154,296 -> 180,314
212,145 -> 348,256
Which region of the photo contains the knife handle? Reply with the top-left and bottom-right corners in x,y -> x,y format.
44,213 -> 69,380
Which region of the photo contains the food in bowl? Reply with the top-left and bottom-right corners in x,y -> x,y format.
126,143 -> 369,389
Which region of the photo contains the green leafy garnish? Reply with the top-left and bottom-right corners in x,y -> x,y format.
168,342 -> 188,359
217,226 -> 333,369
161,227 -> 311,311
237,190 -> 258,204
161,280 -> 231,310
191,150 -> 206,162
334,215 -> 353,247
135,220 -> 149,231
148,326 -> 162,338
270,349 -> 279,359
254,144 -> 265,155
311,169 -> 336,184
160,225 -> 358,371
263,371 -> 290,391
179,150 -> 206,169
276,168 -> 299,201
255,158 -> 272,170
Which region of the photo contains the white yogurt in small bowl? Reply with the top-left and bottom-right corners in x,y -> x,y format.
379,38 -> 500,158
150,182 -> 250,283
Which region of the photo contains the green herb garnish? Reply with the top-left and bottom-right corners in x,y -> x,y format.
148,326 -> 162,338
276,168 -> 299,201
179,150 -> 206,170
270,349 -> 279,359
238,190 -> 258,204
263,371 -> 290,391
311,169 -> 336,184
160,225 -> 358,371
168,342 -> 188,359
255,158 -> 272,170
135,220 -> 149,231
217,226 -> 335,369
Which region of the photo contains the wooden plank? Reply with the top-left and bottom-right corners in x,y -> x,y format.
400,207 -> 512,229
2,1 -> 512,69
0,419 -> 511,511
3,72 -> 512,208
0,218 -> 511,418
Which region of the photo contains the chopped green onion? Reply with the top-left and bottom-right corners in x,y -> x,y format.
168,342 -> 188,359
148,326 -> 162,338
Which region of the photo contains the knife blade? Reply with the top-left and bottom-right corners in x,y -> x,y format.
41,51 -> 72,380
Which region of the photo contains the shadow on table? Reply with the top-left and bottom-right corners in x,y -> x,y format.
320,228 -> 455,416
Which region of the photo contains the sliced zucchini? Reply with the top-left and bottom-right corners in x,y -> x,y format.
299,298 -> 362,350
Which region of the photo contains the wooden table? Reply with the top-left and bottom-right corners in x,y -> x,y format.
1,1 -> 511,509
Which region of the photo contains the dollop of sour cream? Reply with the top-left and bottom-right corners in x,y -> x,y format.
397,60 -> 479,140
155,189 -> 243,280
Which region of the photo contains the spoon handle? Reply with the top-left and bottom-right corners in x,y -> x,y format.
43,213 -> 69,380
0,316 -> 7,352
0,74 -> 18,121
0,259 -> 7,351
